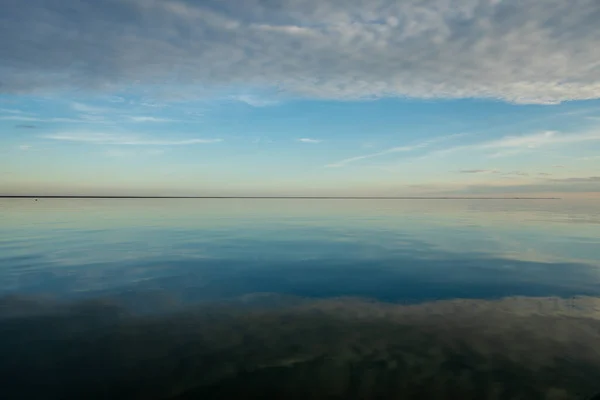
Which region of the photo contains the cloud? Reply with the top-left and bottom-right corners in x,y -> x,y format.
0,115 -> 92,123
2,0 -> 600,103
352,129 -> 600,171
107,96 -> 125,103
483,130 -> 600,150
453,181 -> 600,195
503,171 -> 529,176
105,148 -> 164,157
297,138 -> 322,144
427,130 -> 600,160
42,132 -> 222,146
232,95 -> 279,107
139,101 -> 165,108
459,169 -> 499,174
15,124 -> 37,129
18,145 -> 32,151
0,108 -> 29,114
326,133 -> 466,168
128,116 -> 177,123
3,112 -> 192,125
71,102 -> 110,114
548,176 -> 600,183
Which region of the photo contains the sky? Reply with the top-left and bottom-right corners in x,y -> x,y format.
1,0 -> 599,197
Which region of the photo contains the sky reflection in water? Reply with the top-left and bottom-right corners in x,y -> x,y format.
1,198 -> 599,303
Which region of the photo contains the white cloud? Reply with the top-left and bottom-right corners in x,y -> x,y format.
105,148 -> 165,157
42,132 -> 222,146
337,129 -> 600,170
548,176 -> 600,183
3,0 -> 600,103
0,115 -> 94,123
139,101 -> 166,108
232,95 -> 279,107
483,131 -> 600,150
459,169 -> 499,174
107,96 -> 125,103
1,108 -> 29,114
503,171 -> 529,177
429,130 -> 600,159
18,144 -> 32,151
71,102 -> 110,114
297,138 -> 322,144
326,133 -> 466,168
128,116 -> 176,123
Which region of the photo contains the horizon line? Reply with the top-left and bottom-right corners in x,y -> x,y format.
0,196 -> 562,200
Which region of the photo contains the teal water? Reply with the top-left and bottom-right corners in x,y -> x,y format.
3,198 -> 600,399
1,198 -> 599,304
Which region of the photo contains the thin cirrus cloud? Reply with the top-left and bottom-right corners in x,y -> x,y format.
232,95 -> 279,107
0,116 -> 88,123
42,132 -> 222,146
105,149 -> 165,157
459,169 -> 500,174
71,102 -> 111,114
297,138 -> 322,144
326,133 -> 466,168
422,130 -> 600,160
2,113 -> 191,124
1,108 -> 30,114
128,116 -> 179,123
2,0 -> 600,104
328,129 -> 600,169
549,176 -> 600,183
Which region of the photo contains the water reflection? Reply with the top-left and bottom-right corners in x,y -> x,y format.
0,199 -> 599,302
1,199 -> 600,398
1,293 -> 600,399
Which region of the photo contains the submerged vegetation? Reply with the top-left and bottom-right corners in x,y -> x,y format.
1,294 -> 600,399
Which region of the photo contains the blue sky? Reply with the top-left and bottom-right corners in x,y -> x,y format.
1,0 -> 600,197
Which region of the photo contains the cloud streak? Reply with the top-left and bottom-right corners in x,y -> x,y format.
338,129 -> 600,171
71,102 -> 110,114
2,0 -> 600,103
0,116 -> 88,123
548,176 -> 600,183
128,116 -> 178,123
233,95 -> 279,107
42,132 -> 222,146
326,133 -> 466,168
297,138 -> 322,144
459,169 -> 499,174
427,130 -> 600,160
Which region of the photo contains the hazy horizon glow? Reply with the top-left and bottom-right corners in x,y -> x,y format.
2,0 -> 600,197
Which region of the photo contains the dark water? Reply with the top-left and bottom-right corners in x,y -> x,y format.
1,199 -> 600,399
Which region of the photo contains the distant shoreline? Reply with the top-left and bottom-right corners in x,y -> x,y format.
0,196 -> 561,200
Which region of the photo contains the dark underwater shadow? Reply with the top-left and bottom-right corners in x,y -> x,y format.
1,293 -> 600,400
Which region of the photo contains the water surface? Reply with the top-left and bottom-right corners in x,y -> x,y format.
1,198 -> 599,304
2,199 -> 600,399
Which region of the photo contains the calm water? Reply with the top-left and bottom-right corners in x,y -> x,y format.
1,198 -> 599,304
3,199 -> 600,399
